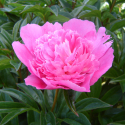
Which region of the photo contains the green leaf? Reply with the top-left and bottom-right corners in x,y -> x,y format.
76,92 -> 88,102
11,6 -> 25,12
87,0 -> 97,5
0,88 -> 39,111
78,10 -> 101,20
0,69 -> 17,88
115,0 -> 125,5
59,0 -> 72,9
0,101 -> 27,113
101,86 -> 122,105
0,108 -> 31,125
109,121 -> 125,125
63,119 -> 81,125
0,49 -> 11,56
55,90 -> 69,118
110,20 -> 125,32
8,3 -> 23,7
21,5 -> 42,13
17,83 -> 45,111
0,7 -> 11,12
27,110 -> 40,125
12,20 -> 22,41
10,60 -> 21,71
0,22 -> 14,31
0,59 -> 13,70
112,111 -> 125,122
0,32 -> 12,49
85,5 -> 98,10
98,113 -> 113,125
103,67 -> 120,78
30,122 -> 40,125
112,39 -> 119,63
110,74 -> 125,83
50,5 -> 59,16
120,81 -> 125,93
40,111 -> 46,125
46,111 -> 56,125
0,101 -> 27,109
20,18 -> 27,29
48,15 -> 70,23
64,90 -> 78,116
88,79 -> 102,98
0,90 -> 13,101
1,28 -> 13,45
71,0 -> 89,17
63,112 -> 91,125
76,98 -> 111,112
31,17 -> 42,24
55,89 -> 69,117
94,0 -> 100,10
101,11 -> 116,21
44,90 -> 55,110
59,12 -> 73,19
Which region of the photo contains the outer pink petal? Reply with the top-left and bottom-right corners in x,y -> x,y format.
80,74 -> 92,92
93,41 -> 112,59
42,78 -> 90,92
42,78 -> 69,90
90,48 -> 114,85
12,41 -> 32,67
20,24 -> 44,53
97,27 -> 106,39
25,75 -> 47,89
63,18 -> 96,37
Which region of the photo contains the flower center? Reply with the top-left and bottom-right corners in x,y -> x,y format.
30,29 -> 98,83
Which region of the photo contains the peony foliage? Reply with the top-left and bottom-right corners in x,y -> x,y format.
0,0 -> 125,125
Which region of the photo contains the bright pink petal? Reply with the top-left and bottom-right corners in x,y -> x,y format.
42,22 -> 62,34
42,78 -> 90,92
93,41 -> 112,59
90,48 -> 114,85
20,23 -> 62,53
25,75 -> 47,89
12,41 -> 32,67
80,74 -> 92,92
20,24 -> 44,53
63,18 -> 96,37
97,27 -> 106,39
42,78 -> 69,90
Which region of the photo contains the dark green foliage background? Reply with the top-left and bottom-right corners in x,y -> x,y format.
0,0 -> 125,124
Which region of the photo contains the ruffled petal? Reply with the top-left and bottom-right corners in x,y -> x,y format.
90,48 -> 114,85
12,41 -> 32,67
63,18 -> 96,37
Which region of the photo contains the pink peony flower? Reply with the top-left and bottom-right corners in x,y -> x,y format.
12,18 -> 114,92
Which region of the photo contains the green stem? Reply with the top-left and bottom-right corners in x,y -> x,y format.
51,89 -> 59,112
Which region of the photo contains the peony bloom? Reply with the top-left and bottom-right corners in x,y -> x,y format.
12,18 -> 114,92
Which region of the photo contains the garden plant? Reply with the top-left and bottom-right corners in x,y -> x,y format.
0,0 -> 125,125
